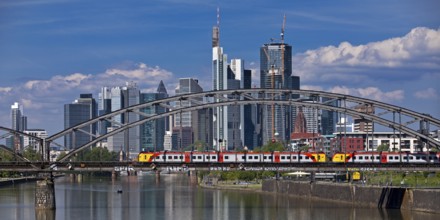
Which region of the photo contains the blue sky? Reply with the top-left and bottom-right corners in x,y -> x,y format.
0,0 -> 439,135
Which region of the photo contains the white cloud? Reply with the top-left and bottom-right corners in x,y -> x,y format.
414,88 -> 438,99
293,27 -> 440,83
329,86 -> 404,102
0,87 -> 12,93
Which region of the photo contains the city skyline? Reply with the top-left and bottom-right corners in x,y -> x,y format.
0,0 -> 439,136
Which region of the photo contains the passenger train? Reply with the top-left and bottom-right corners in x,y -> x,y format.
138,151 -> 327,163
138,151 -> 440,164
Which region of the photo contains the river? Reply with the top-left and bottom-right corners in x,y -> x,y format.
0,174 -> 438,220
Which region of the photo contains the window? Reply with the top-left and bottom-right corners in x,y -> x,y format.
198,156 -> 202,159
305,156 -> 309,159
394,156 -> 399,160
293,156 -> 297,160
212,156 -> 216,160
225,156 -> 229,160
287,156 -> 291,160
376,156 -> 380,160
192,156 -> 196,159
168,156 -> 172,159
388,156 -> 393,160
264,156 -> 267,160
403,156 -> 408,160
281,156 -> 286,160
269,156 -> 273,160
174,156 -> 178,159
180,156 -> 183,159
254,156 -> 258,159
242,156 -> 245,160
162,156 -> 165,159
156,156 -> 160,159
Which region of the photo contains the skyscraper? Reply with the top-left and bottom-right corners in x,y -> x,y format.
106,82 -> 141,158
174,78 -> 205,149
7,102 -> 27,151
260,41 -> 294,144
98,87 -> 112,135
64,94 -> 97,149
140,80 -> 168,151
211,10 -> 242,151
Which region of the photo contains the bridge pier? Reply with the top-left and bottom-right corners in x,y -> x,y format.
35,176 -> 56,210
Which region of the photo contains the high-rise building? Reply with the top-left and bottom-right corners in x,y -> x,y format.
7,102 -> 27,151
64,94 -> 97,149
211,12 -> 241,151
98,87 -> 112,135
140,80 -> 168,151
260,42 -> 294,144
174,78 -> 206,149
321,98 -> 338,135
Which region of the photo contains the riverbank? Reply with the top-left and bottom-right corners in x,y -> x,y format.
0,176 -> 37,187
262,179 -> 440,214
200,180 -> 262,192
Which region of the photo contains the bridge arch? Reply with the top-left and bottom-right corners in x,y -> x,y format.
49,89 -> 440,162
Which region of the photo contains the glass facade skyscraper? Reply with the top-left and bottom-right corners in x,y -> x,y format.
64,94 -> 97,149
260,42 -> 295,144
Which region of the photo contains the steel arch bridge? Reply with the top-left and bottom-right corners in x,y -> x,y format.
2,89 -> 439,163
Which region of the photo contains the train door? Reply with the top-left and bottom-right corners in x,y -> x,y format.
184,152 -> 191,163
218,152 -> 224,163
381,153 -> 387,163
274,152 -> 280,163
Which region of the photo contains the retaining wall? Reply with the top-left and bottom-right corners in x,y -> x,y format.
262,180 -> 440,213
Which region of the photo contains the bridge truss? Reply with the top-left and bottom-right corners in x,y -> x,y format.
1,89 -> 440,164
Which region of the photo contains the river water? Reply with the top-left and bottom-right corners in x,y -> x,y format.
0,174 -> 438,220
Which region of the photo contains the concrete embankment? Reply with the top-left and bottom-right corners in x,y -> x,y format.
0,177 -> 37,186
262,180 -> 440,214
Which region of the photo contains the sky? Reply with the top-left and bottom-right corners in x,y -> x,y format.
0,0 -> 439,136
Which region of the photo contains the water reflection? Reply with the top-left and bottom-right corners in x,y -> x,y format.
0,174 -> 438,220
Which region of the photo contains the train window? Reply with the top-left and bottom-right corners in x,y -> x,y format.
305,156 -> 309,159
281,156 -> 285,160
264,156 -> 267,160
300,156 -> 303,160
162,156 -> 165,159
293,156 -> 297,160
403,156 -> 408,160
198,156 -> 202,159
311,156 -> 315,160
287,156 -> 291,160
247,156 -> 251,160
410,156 -> 414,159
376,156 -> 380,160
388,156 -> 393,160
156,156 -> 160,159
269,156 -> 273,160
174,156 -> 178,159
416,156 -> 420,160
192,156 -> 196,159
254,156 -> 258,159
395,156 -> 399,160
242,156 -> 246,160
225,156 -> 229,160
180,156 -> 183,159
212,156 -> 216,160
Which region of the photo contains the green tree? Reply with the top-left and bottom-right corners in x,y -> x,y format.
260,141 -> 285,152
22,146 -> 42,161
76,147 -> 118,161
376,144 -> 390,152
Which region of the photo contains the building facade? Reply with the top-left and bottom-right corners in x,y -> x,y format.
64,94 -> 97,149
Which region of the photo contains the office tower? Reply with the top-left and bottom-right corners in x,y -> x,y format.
98,87 -> 112,135
174,78 -> 203,149
106,82 -> 141,158
211,11 -> 242,150
7,102 -> 27,151
260,41 -> 294,144
321,98 -> 338,135
140,80 -> 168,151
64,94 -> 97,149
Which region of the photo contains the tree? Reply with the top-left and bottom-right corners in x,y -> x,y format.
75,147 -> 118,161
376,144 -> 390,152
22,146 -> 42,161
260,141 -> 285,152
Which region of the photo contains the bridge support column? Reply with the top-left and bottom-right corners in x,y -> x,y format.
35,177 -> 56,210
189,170 -> 198,184
155,170 -> 161,182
